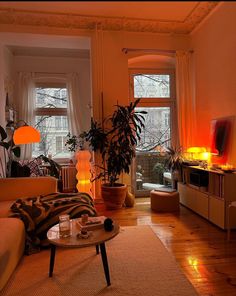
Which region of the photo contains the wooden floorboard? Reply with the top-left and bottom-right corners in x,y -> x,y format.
95,198 -> 236,296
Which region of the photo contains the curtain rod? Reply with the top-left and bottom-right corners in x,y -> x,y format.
17,71 -> 66,74
122,48 -> 194,54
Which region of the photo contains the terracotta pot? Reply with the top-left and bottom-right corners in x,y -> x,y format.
101,183 -> 127,210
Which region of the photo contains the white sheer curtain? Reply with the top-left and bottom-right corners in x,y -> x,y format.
17,72 -> 36,159
175,51 -> 196,150
66,73 -> 84,136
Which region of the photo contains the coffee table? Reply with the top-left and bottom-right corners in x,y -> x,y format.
47,219 -> 119,286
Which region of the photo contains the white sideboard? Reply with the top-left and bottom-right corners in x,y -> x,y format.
178,165 -> 236,230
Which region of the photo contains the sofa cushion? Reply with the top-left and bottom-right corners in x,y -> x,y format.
0,201 -> 14,218
0,177 -> 58,202
0,218 -> 25,291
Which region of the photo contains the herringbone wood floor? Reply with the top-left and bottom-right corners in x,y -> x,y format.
95,198 -> 236,296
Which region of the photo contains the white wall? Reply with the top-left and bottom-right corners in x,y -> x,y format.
13,55 -> 92,131
191,2 -> 236,163
93,30 -> 190,120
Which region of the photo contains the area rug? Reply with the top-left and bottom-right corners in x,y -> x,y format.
0,226 -> 198,296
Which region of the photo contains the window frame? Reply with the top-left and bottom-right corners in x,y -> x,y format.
129,68 -> 177,196
33,82 -> 70,162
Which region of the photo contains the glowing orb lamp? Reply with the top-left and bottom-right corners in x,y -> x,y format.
76,150 -> 92,195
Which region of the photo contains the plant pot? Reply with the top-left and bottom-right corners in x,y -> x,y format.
101,183 -> 127,210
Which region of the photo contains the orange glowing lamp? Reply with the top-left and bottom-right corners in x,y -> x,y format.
76,150 -> 92,195
187,147 -> 206,160
13,124 -> 40,145
199,152 -> 211,162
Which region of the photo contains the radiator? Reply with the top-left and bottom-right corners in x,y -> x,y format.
60,166 -> 77,192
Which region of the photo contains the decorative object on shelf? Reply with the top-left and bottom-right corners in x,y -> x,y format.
220,164 -> 235,173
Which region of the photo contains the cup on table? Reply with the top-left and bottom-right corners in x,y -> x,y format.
59,214 -> 71,238
81,214 -> 89,225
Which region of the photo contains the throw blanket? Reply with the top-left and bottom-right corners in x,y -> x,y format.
9,192 -> 97,255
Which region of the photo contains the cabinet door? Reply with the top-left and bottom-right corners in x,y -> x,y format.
178,183 -> 195,208
194,190 -> 208,219
178,183 -> 208,219
209,196 -> 225,229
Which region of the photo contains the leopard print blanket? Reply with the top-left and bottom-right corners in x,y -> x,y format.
9,192 -> 97,255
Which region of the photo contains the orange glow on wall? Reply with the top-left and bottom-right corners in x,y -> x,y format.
76,150 -> 92,196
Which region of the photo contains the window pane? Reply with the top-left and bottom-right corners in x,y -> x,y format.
32,115 -> 70,158
134,107 -> 171,193
135,107 -> 171,152
134,74 -> 170,98
36,87 -> 68,108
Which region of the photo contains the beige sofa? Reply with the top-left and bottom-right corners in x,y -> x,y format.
0,177 -> 57,291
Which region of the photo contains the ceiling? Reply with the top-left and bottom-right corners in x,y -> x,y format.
0,1 -> 220,34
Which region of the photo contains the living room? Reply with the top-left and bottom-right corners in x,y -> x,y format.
0,2 -> 236,296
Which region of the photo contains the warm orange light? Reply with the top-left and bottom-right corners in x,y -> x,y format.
76,150 -> 92,196
186,147 -> 210,161
199,152 -> 211,162
13,125 -> 40,145
187,147 -> 206,153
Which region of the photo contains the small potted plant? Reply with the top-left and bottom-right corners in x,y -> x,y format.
165,146 -> 183,189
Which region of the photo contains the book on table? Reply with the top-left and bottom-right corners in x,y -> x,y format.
76,216 -> 107,231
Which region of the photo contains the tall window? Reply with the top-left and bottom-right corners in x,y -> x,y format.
130,69 -> 176,196
32,83 -> 70,159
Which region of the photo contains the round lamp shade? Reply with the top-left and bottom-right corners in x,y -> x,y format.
13,125 -> 40,145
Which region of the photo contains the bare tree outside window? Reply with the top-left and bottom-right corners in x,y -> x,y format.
134,74 -> 170,98
32,87 -> 70,159
132,72 -> 174,195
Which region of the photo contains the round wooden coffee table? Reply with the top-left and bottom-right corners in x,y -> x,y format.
47,219 -> 119,286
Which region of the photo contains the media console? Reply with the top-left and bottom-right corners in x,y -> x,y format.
178,165 -> 236,230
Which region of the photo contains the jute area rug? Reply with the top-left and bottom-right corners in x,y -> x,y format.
1,226 -> 198,296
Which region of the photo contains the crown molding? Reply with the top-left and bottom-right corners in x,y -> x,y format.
0,2 -> 219,34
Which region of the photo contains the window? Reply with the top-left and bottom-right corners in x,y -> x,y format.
130,69 -> 176,196
32,84 -> 70,159
134,74 -> 170,98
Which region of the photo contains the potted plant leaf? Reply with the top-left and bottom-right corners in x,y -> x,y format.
164,146 -> 183,189
0,125 -> 21,177
66,98 -> 147,209
85,98 -> 146,209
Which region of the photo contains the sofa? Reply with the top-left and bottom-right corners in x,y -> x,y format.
0,176 -> 58,291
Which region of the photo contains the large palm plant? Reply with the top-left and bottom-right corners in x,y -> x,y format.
85,98 -> 147,187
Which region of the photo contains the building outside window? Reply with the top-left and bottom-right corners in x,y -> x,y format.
32,83 -> 70,159
130,69 -> 176,196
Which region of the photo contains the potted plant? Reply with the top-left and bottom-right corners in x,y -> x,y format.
85,98 -> 146,209
164,146 -> 183,189
0,125 -> 21,177
66,99 -> 146,209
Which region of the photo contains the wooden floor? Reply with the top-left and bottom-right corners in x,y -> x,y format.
95,198 -> 236,296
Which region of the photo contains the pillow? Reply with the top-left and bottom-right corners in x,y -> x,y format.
19,158 -> 44,177
11,160 -> 31,177
27,158 -> 44,177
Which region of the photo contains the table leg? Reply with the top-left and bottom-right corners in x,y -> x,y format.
96,244 -> 99,254
49,244 -> 56,277
100,242 -> 111,286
